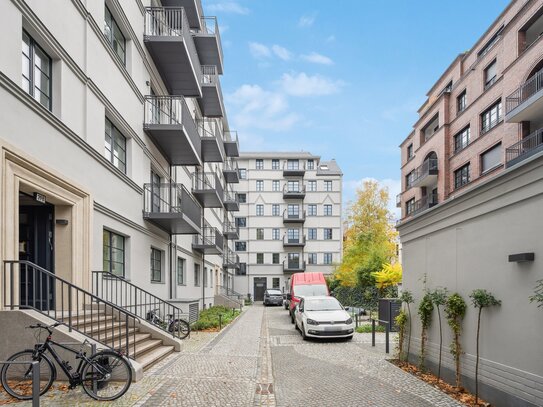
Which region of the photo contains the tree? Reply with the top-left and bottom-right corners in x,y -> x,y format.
399,290 -> 415,364
372,263 -> 402,293
395,310 -> 408,362
417,292 -> 434,370
429,288 -> 448,382
444,293 -> 467,389
469,289 -> 501,404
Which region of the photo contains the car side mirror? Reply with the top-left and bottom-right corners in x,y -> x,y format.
286,294 -> 291,300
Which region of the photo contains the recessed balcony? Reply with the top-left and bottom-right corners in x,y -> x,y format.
161,0 -> 203,29
283,161 -> 306,177
410,194 -> 438,217
198,119 -> 224,162
144,7 -> 202,97
411,158 -> 438,188
283,260 -> 306,273
506,128 -> 543,168
283,184 -> 306,200
222,160 -> 240,183
144,96 -> 202,165
197,66 -> 225,117
223,188 -> 239,211
505,69 -> 543,123
192,172 -> 223,208
283,210 -> 306,224
192,226 -> 223,254
223,221 -> 239,240
396,193 -> 402,208
143,183 -> 202,234
193,17 -> 224,74
224,131 -> 240,157
223,248 -> 240,270
283,235 -> 306,248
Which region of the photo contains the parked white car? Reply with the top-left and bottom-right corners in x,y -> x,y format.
294,296 -> 354,340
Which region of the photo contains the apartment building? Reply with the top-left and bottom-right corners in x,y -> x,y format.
0,0 -> 239,370
398,0 -> 543,220
233,152 -> 343,300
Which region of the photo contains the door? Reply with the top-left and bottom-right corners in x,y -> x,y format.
253,277 -> 267,301
19,194 -> 55,310
288,253 -> 300,269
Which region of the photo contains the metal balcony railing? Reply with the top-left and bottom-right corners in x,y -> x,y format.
198,16 -> 223,61
411,158 -> 438,185
193,226 -> 224,250
283,260 -> 306,271
283,235 -> 306,245
223,248 -> 240,268
506,69 -> 543,114
143,183 -> 202,227
223,221 -> 239,236
283,209 -> 306,222
224,131 -> 238,143
283,161 -> 306,171
396,193 -> 402,208
223,159 -> 239,173
410,195 -> 438,217
192,172 -> 223,195
506,128 -> 543,166
283,184 -> 306,194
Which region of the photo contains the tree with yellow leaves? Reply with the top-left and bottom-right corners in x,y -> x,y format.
372,262 -> 402,292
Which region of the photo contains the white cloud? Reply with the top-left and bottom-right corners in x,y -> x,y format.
301,52 -> 334,65
248,42 -> 271,59
325,35 -> 336,44
272,45 -> 292,61
207,1 -> 250,15
344,178 -> 402,220
278,72 -> 344,97
298,13 -> 316,28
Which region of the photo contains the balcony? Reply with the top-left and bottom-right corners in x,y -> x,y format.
144,95 -> 202,165
197,66 -> 225,117
144,7 -> 201,96
192,172 -> 223,208
143,183 -> 202,234
396,193 -> 402,208
161,0 -> 203,29
505,69 -> 543,123
193,17 -> 224,74
192,226 -> 223,254
283,260 -> 306,273
223,187 -> 239,211
222,160 -> 240,183
411,195 -> 438,217
411,158 -> 438,188
223,221 -> 239,240
223,131 -> 240,157
223,248 -> 240,270
506,128 -> 543,168
283,235 -> 306,248
283,209 -> 306,224
283,184 -> 306,200
198,119 -> 224,162
283,161 -> 306,177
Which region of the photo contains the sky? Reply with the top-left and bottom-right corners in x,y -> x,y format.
204,0 -> 511,218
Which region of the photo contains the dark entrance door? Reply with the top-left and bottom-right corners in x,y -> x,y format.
19,193 -> 55,310
253,277 -> 267,301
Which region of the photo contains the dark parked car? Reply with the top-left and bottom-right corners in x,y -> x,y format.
263,289 -> 283,306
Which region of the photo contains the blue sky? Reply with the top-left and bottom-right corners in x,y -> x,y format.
204,0 -> 511,217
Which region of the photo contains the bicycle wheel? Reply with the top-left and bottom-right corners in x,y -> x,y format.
80,350 -> 132,401
170,319 -> 190,339
1,350 -> 55,400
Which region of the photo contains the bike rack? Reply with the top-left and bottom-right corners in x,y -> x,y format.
0,360 -> 40,406
371,318 -> 391,354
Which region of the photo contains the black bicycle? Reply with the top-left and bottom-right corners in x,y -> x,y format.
146,308 -> 190,339
0,322 -> 132,401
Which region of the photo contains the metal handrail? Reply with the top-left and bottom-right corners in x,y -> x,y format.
410,194 -> 438,217
4,261 -> 139,357
223,221 -> 239,235
506,69 -> 543,114
223,159 -> 239,172
143,182 -> 202,227
224,130 -> 238,143
283,209 -> 306,221
412,158 -> 438,185
224,186 -> 238,203
223,248 -> 239,267
0,360 -> 40,406
283,184 -> 306,194
193,226 -> 223,249
219,286 -> 244,300
283,235 -> 306,245
283,260 -> 306,271
506,128 -> 543,164
283,161 -> 306,171
197,16 -> 223,63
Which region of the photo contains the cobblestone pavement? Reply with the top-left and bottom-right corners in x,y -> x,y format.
1,305 -> 464,406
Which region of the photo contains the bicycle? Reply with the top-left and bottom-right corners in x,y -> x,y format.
145,308 -> 190,339
0,322 -> 132,401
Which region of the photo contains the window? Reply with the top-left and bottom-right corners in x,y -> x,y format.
22,31 -> 52,110
520,11 -> 543,52
239,168 -> 247,179
477,25 -> 503,57
203,267 -> 207,287
256,159 -> 264,170
422,115 -> 439,142
287,204 -> 299,217
481,100 -> 502,134
308,204 -> 317,216
405,171 -> 415,189
194,264 -> 200,286
407,144 -> 414,160
256,204 -> 264,216
272,253 -> 280,264
177,257 -> 185,285
484,60 -> 497,90
236,217 -> 247,227
272,180 -> 280,191
324,204 -> 332,216
324,228 -> 333,240
287,180 -> 299,192
406,198 -> 415,216
105,118 -> 127,173
210,270 -> 213,287
323,253 -> 333,265
256,228 -> 264,240
272,228 -> 280,240
256,253 -> 264,264
324,181 -> 333,191
104,6 -> 126,65
307,159 -> 314,170
238,193 -> 247,203
287,228 -> 300,241
307,180 -> 317,192
454,163 -> 471,189
308,253 -> 317,264
150,248 -> 162,282
454,127 -> 470,152
235,241 -> 247,251
256,180 -> 264,191
287,159 -> 299,170
308,228 -> 317,240
103,230 -> 125,277
457,90 -> 467,113
237,263 -> 247,276
272,277 -> 280,288
272,159 -> 280,170
272,204 -> 280,216
481,143 -> 502,173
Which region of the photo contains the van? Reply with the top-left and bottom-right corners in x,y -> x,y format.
286,272 -> 329,323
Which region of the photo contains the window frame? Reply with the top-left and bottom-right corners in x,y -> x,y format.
194,263 -> 200,286
323,228 -> 333,240
256,253 -> 264,264
407,144 -> 414,160
405,198 -> 415,216
256,204 -> 264,216
324,180 -> 333,192
103,229 -> 125,277
308,204 -> 317,216
272,180 -> 280,192
481,100 -> 502,135
272,228 -> 280,240
235,241 -> 247,252
177,257 -> 185,285
272,253 -> 280,264
272,159 -> 280,170
454,126 -> 470,153
256,180 -> 264,191
105,117 -> 127,173
454,163 -> 471,190
457,90 -> 467,114
308,253 -> 317,265
256,159 -> 264,170
324,204 -> 333,216
238,193 -> 247,203
104,5 -> 126,66
150,247 -> 162,283
323,253 -> 333,265
308,228 -> 317,240
480,142 -> 502,174
484,59 -> 497,90
256,228 -> 264,240
272,204 -> 280,216
22,30 -> 52,111
239,168 -> 247,179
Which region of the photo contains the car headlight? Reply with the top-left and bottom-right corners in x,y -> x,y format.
345,318 -> 353,324
306,318 -> 319,325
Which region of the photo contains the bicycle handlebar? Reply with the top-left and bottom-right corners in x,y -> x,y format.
27,322 -> 62,334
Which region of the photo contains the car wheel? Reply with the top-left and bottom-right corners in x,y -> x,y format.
300,323 -> 307,340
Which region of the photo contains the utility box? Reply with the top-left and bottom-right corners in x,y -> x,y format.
378,298 -> 401,332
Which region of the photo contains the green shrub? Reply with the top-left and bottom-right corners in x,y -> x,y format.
356,324 -> 385,333
191,305 -> 241,331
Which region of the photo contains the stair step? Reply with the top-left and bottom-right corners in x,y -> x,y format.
74,320 -> 129,337
106,333 -> 151,349
134,339 -> 164,357
137,345 -> 175,370
64,314 -> 114,327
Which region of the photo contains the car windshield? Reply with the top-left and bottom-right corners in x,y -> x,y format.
305,298 -> 342,311
267,290 -> 282,295
294,284 -> 328,297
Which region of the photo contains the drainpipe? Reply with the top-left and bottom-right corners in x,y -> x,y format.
169,166 -> 174,300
